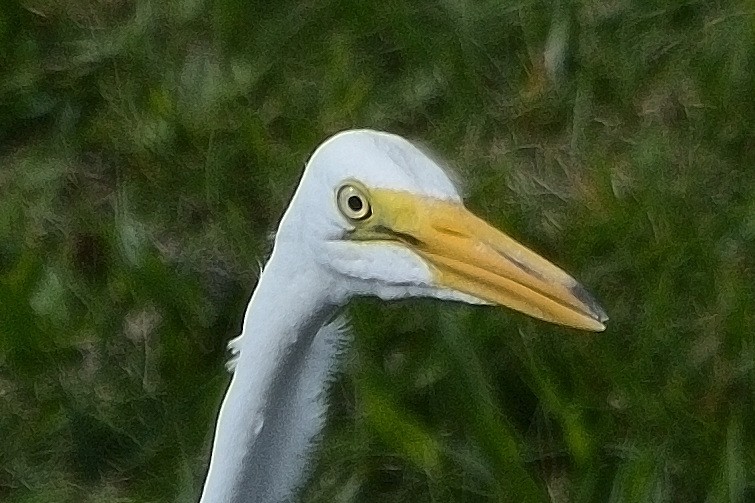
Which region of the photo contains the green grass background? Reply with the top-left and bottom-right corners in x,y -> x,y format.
1,0 -> 754,501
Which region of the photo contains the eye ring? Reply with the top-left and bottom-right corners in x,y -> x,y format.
336,183 -> 372,221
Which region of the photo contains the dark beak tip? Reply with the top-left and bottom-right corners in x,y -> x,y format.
569,282 -> 609,326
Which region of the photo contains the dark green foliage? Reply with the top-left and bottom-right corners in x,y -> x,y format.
1,0 -> 753,501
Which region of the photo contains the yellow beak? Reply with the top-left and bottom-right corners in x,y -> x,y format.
356,189 -> 608,332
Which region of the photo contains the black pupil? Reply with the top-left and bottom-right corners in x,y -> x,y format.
347,195 -> 363,212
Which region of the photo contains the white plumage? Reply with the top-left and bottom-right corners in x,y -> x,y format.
199,130 -> 607,503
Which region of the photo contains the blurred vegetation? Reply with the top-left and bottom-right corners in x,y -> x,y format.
1,0 -> 754,501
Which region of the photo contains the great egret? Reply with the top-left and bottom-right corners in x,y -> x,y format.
198,129 -> 607,503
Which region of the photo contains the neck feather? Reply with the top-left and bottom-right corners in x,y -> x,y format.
199,251 -> 345,503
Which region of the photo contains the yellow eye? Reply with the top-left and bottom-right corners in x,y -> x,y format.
336,183 -> 372,221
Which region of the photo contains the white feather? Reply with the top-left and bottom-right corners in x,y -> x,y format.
236,316 -> 350,502
199,129 -> 570,503
200,129 -> 462,503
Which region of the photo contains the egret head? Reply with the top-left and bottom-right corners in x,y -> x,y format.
277,129 -> 607,331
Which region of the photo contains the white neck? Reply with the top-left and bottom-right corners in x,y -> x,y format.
199,248 -> 343,503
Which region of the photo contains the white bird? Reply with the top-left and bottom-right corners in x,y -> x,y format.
198,129 -> 607,503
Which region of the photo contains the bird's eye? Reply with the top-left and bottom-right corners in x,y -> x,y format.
337,183 -> 371,221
